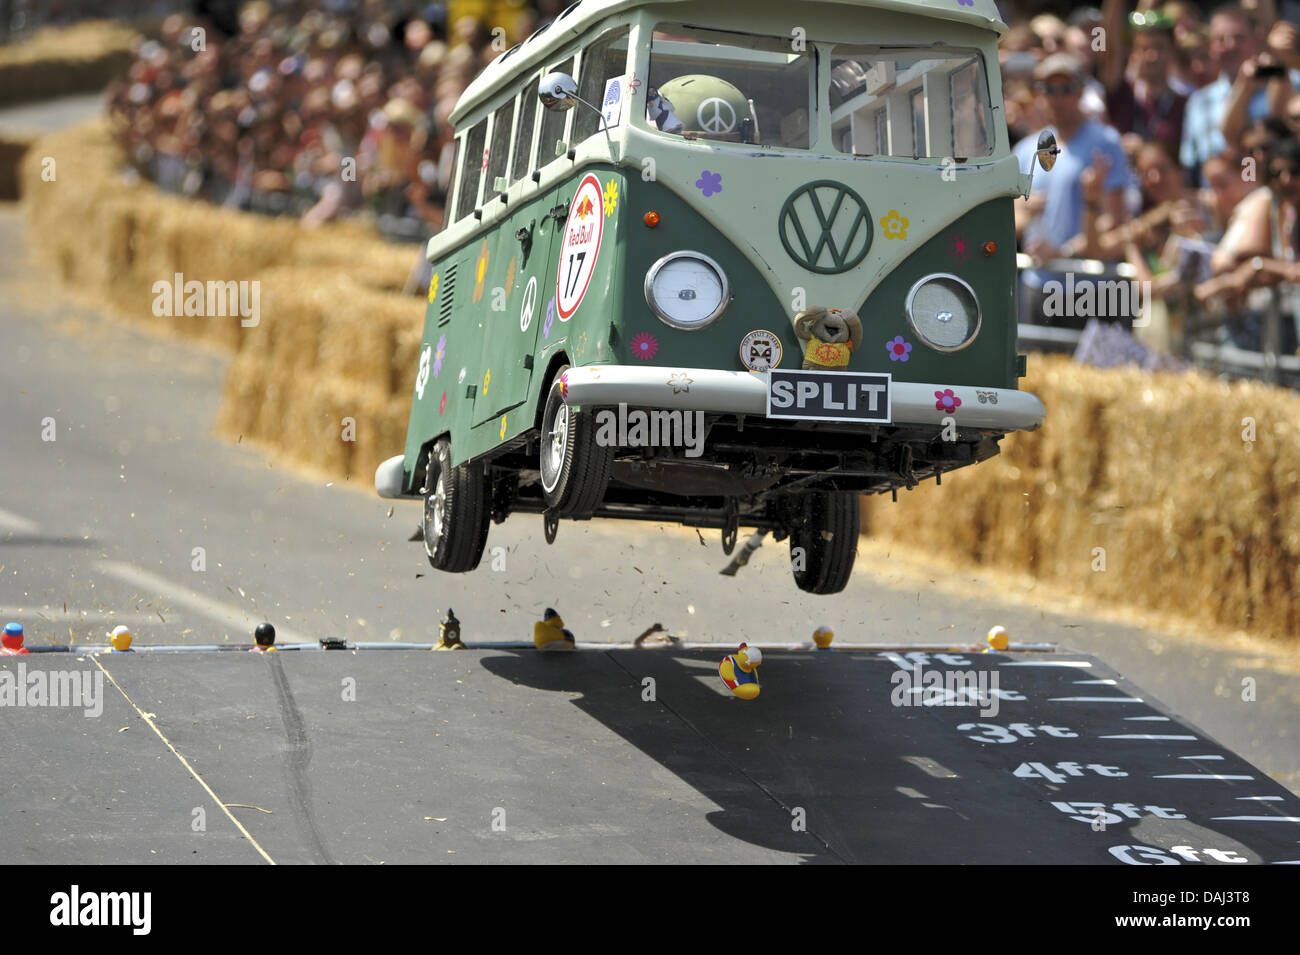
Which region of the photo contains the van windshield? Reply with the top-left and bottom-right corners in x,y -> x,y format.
829,47 -> 994,160
648,25 -> 813,149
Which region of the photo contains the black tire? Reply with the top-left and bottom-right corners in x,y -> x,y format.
423,438 -> 490,572
789,491 -> 859,595
539,366 -> 613,517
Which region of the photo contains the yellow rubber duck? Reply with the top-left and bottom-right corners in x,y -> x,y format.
534,608 -> 575,651
108,625 -> 134,652
813,625 -> 834,649
719,643 -> 762,700
986,625 -> 1009,652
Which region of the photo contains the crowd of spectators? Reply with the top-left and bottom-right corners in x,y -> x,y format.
105,1 -> 574,240
1007,0 -> 1300,362
89,0 -> 1300,362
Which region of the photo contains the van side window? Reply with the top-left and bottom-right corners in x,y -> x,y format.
537,55 -> 575,165
456,118 -> 488,221
483,100 -> 515,202
511,78 -> 539,185
572,27 -> 631,143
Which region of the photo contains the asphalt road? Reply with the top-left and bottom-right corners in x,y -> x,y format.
2,190 -> 1298,862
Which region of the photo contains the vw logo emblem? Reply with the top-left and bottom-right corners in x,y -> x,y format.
778,181 -> 873,274
697,97 -> 737,134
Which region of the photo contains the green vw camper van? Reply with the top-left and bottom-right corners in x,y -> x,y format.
375,0 -> 1049,595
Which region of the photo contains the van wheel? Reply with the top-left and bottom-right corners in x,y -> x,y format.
539,366 -> 613,516
423,438 -> 490,572
789,491 -> 858,595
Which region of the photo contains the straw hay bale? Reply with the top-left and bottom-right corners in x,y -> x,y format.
0,21 -> 137,107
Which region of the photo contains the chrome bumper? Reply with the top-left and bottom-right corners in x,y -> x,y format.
559,366 -> 1046,432
375,454 -> 406,499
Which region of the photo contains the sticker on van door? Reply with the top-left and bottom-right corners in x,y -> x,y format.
557,173 -> 605,321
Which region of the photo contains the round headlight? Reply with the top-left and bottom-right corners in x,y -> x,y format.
644,251 -> 729,330
906,273 -> 981,352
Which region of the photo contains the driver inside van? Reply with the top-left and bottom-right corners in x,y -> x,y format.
647,75 -> 758,143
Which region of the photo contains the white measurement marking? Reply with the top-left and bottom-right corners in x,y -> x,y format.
1002,660 -> 1091,668
1236,796 -> 1283,801
1211,816 -> 1300,823
1074,679 -> 1117,685
1125,716 -> 1171,721
1178,755 -> 1225,761
1154,774 -> 1254,781
1049,696 -> 1144,703
0,508 -> 40,534
97,561 -> 311,643
1099,734 -> 1198,741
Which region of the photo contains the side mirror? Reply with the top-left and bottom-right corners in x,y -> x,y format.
539,72 -> 578,111
1036,130 -> 1060,172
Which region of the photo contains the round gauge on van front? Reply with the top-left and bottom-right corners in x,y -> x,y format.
644,252 -> 730,330
906,273 -> 981,352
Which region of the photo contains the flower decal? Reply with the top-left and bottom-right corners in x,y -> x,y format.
627,72 -> 643,96
948,232 -> 971,265
439,391 -> 447,415
935,389 -> 962,413
575,330 -> 589,359
881,209 -> 909,240
958,0 -> 974,6
499,416 -> 507,440
886,336 -> 912,362
558,371 -> 569,398
667,371 -> 693,394
603,180 -> 619,217
483,369 -> 491,395
472,239 -> 490,303
695,170 -> 723,198
427,272 -> 440,304
543,296 -> 556,338
433,334 -> 446,378
630,332 -> 660,360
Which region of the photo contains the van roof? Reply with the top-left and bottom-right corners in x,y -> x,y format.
448,0 -> 1006,127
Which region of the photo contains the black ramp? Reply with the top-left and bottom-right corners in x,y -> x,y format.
0,657 -> 262,864
6,646 -> 1298,864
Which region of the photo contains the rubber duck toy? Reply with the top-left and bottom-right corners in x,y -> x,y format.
435,608 -> 466,650
719,643 -> 762,700
813,625 -> 834,649
985,625 -> 1009,652
534,608 -> 575,651
108,625 -> 134,652
1,622 -> 29,655
251,622 -> 277,652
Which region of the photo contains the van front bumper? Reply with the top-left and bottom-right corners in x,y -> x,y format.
559,366 -> 1045,432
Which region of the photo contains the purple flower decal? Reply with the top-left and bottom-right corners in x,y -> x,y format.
433,334 -> 446,377
958,0 -> 974,6
543,296 -> 556,338
886,336 -> 912,362
935,389 -> 962,413
695,170 -> 723,198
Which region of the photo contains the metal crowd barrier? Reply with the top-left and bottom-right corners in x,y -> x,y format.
1015,253 -> 1299,387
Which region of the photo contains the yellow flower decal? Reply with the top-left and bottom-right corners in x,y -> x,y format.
880,209 -> 909,240
499,415 -> 507,440
575,330 -> 588,358
483,369 -> 491,395
427,272 -> 440,304
603,179 -> 619,217
472,239 -> 490,303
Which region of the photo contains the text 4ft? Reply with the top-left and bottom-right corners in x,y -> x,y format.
1014,761 -> 1127,782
